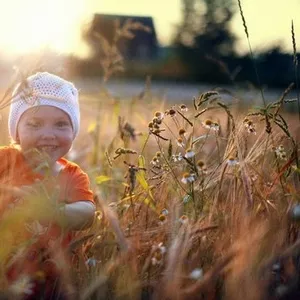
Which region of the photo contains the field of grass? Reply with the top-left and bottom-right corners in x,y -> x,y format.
1,81 -> 300,299
1,2 -> 300,298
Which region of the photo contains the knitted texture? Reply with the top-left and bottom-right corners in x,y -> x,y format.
8,72 -> 80,141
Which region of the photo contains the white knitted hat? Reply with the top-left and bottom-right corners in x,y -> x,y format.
8,72 -> 80,141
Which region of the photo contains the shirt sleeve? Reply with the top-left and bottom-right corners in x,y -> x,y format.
67,167 -> 94,204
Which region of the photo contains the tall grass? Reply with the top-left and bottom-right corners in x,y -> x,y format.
1,9 -> 300,300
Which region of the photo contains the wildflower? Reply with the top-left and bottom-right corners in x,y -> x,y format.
212,122 -> 219,131
153,123 -> 160,129
179,128 -> 186,136
148,122 -> 154,130
95,211 -> 103,221
272,263 -> 282,273
183,194 -> 192,203
154,111 -> 164,121
150,156 -> 159,166
169,109 -> 176,117
151,242 -> 167,265
158,242 -> 167,253
156,151 -> 162,158
203,119 -> 212,128
185,148 -> 195,158
274,145 -> 287,160
202,119 -> 219,131
10,276 -> 34,296
189,268 -> 203,280
290,204 -> 300,222
85,257 -> 97,267
227,157 -> 239,166
158,214 -> 167,224
251,174 -> 258,182
172,153 -> 183,162
180,104 -> 188,112
161,208 -> 169,216
153,117 -> 162,125
177,153 -> 183,161
181,172 -> 196,184
179,215 -> 189,224
197,160 -> 208,174
197,160 -> 205,168
243,118 -> 256,134
177,138 -> 185,147
151,252 -> 163,265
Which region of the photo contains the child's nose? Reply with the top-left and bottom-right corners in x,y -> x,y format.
40,127 -> 56,139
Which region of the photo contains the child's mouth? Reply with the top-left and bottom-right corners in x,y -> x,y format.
37,145 -> 58,152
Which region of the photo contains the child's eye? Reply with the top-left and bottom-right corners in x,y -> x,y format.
27,121 -> 40,128
56,121 -> 70,128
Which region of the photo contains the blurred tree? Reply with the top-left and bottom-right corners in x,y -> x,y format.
173,0 -> 237,83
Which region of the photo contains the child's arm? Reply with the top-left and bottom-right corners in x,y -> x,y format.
62,201 -> 96,230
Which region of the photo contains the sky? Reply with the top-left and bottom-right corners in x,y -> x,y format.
0,0 -> 300,58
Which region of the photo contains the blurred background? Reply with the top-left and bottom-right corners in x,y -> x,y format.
0,0 -> 299,101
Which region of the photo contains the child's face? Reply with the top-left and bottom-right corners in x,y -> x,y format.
17,106 -> 74,164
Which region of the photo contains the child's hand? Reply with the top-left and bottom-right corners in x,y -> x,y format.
19,184 -> 47,199
1,179 -> 49,200
8,182 -> 63,224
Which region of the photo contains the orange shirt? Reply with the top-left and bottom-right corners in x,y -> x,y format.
0,145 -> 94,280
0,145 -> 94,210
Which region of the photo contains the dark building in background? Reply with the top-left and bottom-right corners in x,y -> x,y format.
87,14 -> 159,62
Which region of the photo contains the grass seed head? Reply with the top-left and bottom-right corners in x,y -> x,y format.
179,128 -> 186,136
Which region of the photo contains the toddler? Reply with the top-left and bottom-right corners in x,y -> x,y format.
0,72 -> 96,299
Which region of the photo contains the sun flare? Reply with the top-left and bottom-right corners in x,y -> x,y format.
0,0 -> 92,57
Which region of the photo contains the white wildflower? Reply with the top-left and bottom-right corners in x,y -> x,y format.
202,119 -> 219,131
227,157 -> 239,166
179,104 -> 188,112
179,215 -> 189,224
151,242 -> 167,265
10,276 -> 34,296
161,208 -> 169,216
154,111 -> 164,121
185,149 -> 195,158
177,138 -> 185,148
274,145 -> 287,160
181,173 -> 196,184
85,258 -> 97,267
172,153 -> 183,162
189,268 -> 203,280
243,118 -> 256,135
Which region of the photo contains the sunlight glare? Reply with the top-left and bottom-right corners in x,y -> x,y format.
0,0 -> 92,57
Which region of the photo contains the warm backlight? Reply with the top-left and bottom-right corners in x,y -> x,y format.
0,0 -> 90,57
